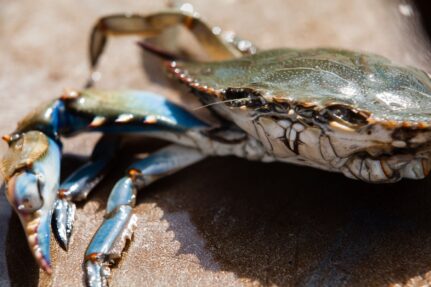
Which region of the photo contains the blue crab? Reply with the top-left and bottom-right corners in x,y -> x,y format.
2,9 -> 431,287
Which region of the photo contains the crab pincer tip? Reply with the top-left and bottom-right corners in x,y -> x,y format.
39,257 -> 53,275
52,198 -> 76,251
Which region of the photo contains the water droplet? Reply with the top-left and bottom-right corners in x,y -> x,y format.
399,4 -> 414,17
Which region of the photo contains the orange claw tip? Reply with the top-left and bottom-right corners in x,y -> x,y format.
143,115 -> 157,124
35,251 -> 53,274
128,168 -> 141,180
60,89 -> 79,101
41,263 -> 53,275
84,252 -> 101,263
2,134 -> 11,143
58,189 -> 67,199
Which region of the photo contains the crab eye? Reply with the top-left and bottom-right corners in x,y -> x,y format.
7,172 -> 44,213
324,104 -> 369,126
224,88 -> 265,108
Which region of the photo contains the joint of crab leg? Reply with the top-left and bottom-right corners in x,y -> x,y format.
106,177 -> 138,214
85,256 -> 111,287
60,89 -> 80,101
56,158 -> 112,201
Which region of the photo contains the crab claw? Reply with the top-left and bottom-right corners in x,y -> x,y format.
1,131 -> 61,273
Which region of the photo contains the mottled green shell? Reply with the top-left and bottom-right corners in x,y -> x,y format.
176,48 -> 431,122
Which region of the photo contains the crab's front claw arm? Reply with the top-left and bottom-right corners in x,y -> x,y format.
1,131 -> 61,273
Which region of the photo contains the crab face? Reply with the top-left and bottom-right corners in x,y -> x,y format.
1,131 -> 60,272
169,48 -> 431,182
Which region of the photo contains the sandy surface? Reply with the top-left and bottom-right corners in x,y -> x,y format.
2,0 -> 431,286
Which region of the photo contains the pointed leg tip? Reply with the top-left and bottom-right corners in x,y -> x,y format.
52,199 -> 76,251
57,235 -> 70,251
35,248 -> 53,274
42,263 -> 53,275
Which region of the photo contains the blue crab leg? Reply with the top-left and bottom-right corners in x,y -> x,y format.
3,89 -> 211,275
15,89 -> 209,138
52,135 -> 121,250
87,11 -> 237,84
84,144 -> 205,287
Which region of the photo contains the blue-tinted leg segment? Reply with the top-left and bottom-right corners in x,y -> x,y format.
59,135 -> 120,201
13,90 -> 209,141
52,136 -> 120,250
84,144 -> 205,287
86,206 -> 134,256
106,178 -> 135,215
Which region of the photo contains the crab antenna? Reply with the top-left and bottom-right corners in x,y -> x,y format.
192,97 -> 251,111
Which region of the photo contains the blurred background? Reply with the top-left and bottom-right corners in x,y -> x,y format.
1,0 -> 431,286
